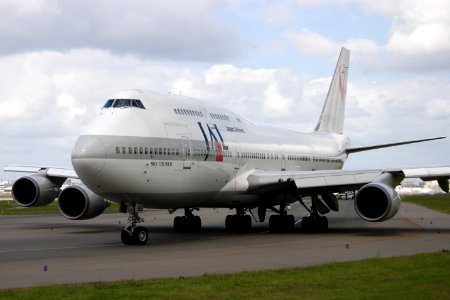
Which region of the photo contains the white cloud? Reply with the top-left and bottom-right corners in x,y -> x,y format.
283,0 -> 450,72
0,0 -> 241,61
285,29 -> 339,57
356,0 -> 450,70
262,84 -> 295,118
344,39 -> 380,54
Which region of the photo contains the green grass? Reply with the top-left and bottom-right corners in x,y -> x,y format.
402,194 -> 450,214
1,251 -> 449,299
0,199 -> 119,215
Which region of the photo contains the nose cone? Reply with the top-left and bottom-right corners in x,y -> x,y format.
71,135 -> 106,177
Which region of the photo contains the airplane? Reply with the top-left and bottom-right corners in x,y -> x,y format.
5,47 -> 450,245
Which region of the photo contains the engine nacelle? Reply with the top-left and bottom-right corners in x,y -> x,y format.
11,174 -> 60,207
355,182 -> 400,222
58,185 -> 110,220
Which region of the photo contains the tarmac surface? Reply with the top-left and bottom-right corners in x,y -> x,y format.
1,200 -> 449,289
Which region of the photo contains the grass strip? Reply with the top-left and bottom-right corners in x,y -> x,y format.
402,194 -> 450,214
0,200 -> 118,215
1,251 -> 449,299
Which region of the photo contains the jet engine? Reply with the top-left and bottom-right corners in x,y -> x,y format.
354,173 -> 401,222
11,174 -> 60,207
58,185 -> 110,220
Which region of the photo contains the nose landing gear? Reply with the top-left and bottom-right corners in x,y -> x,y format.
121,201 -> 148,245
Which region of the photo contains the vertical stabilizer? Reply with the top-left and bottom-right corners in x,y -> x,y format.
315,47 -> 350,134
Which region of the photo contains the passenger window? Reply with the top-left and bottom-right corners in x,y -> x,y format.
122,147 -> 126,154
134,147 -> 138,155
150,148 -> 153,155
159,148 -> 162,155
129,147 -> 133,155
116,147 -> 120,154
145,147 -> 148,155
140,147 -> 143,155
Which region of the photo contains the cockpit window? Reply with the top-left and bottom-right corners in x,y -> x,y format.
103,99 -> 146,109
103,99 -> 114,108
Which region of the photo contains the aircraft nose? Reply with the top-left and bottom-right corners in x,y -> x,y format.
71,135 -> 106,176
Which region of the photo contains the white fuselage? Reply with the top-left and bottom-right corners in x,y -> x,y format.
71,90 -> 349,209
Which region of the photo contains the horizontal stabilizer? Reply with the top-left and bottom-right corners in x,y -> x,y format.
346,136 -> 446,154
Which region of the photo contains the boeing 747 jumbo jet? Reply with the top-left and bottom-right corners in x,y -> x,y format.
5,48 -> 450,245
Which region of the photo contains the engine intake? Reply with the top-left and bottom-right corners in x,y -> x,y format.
11,174 -> 59,207
58,185 -> 109,220
355,181 -> 400,222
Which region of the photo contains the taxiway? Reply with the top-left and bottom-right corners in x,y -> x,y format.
0,200 -> 449,289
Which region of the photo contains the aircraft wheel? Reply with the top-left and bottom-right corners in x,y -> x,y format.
301,216 -> 313,232
193,215 -> 202,231
132,226 -> 148,245
226,215 -> 251,232
121,229 -> 134,245
174,216 -> 183,232
284,215 -> 296,232
243,215 -> 252,231
269,215 -> 282,232
318,216 -> 328,232
225,215 -> 235,231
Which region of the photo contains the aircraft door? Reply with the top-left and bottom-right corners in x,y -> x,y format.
281,154 -> 286,171
181,136 -> 192,170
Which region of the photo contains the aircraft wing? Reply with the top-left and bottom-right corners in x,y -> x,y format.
247,166 -> 450,196
4,165 -> 78,179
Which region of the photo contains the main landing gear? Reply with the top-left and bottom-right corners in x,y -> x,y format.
173,208 -> 202,232
225,208 -> 252,232
121,201 -> 148,245
298,195 -> 329,232
268,204 -> 296,232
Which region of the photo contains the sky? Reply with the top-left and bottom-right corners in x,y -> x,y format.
1,0 -> 450,180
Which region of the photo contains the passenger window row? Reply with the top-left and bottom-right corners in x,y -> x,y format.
313,157 -> 342,163
174,108 -> 203,117
288,155 -> 310,161
210,113 -> 230,121
114,146 -> 341,164
239,152 -> 279,160
116,146 -> 180,156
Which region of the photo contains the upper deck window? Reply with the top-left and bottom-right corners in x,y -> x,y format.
103,99 -> 146,109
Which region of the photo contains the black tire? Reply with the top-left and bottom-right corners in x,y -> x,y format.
318,216 -> 328,232
225,215 -> 235,231
132,226 -> 148,245
301,216 -> 312,232
193,215 -> 202,231
121,229 -> 134,245
243,215 -> 252,232
284,215 -> 296,232
174,216 -> 183,232
269,215 -> 282,232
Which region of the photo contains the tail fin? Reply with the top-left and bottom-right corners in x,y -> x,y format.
315,47 -> 350,134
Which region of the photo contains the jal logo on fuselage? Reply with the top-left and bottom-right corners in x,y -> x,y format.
197,122 -> 227,162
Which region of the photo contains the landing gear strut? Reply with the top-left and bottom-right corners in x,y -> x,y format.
225,208 -> 252,232
173,208 -> 201,232
121,201 -> 148,245
268,204 -> 295,232
298,195 -> 329,232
